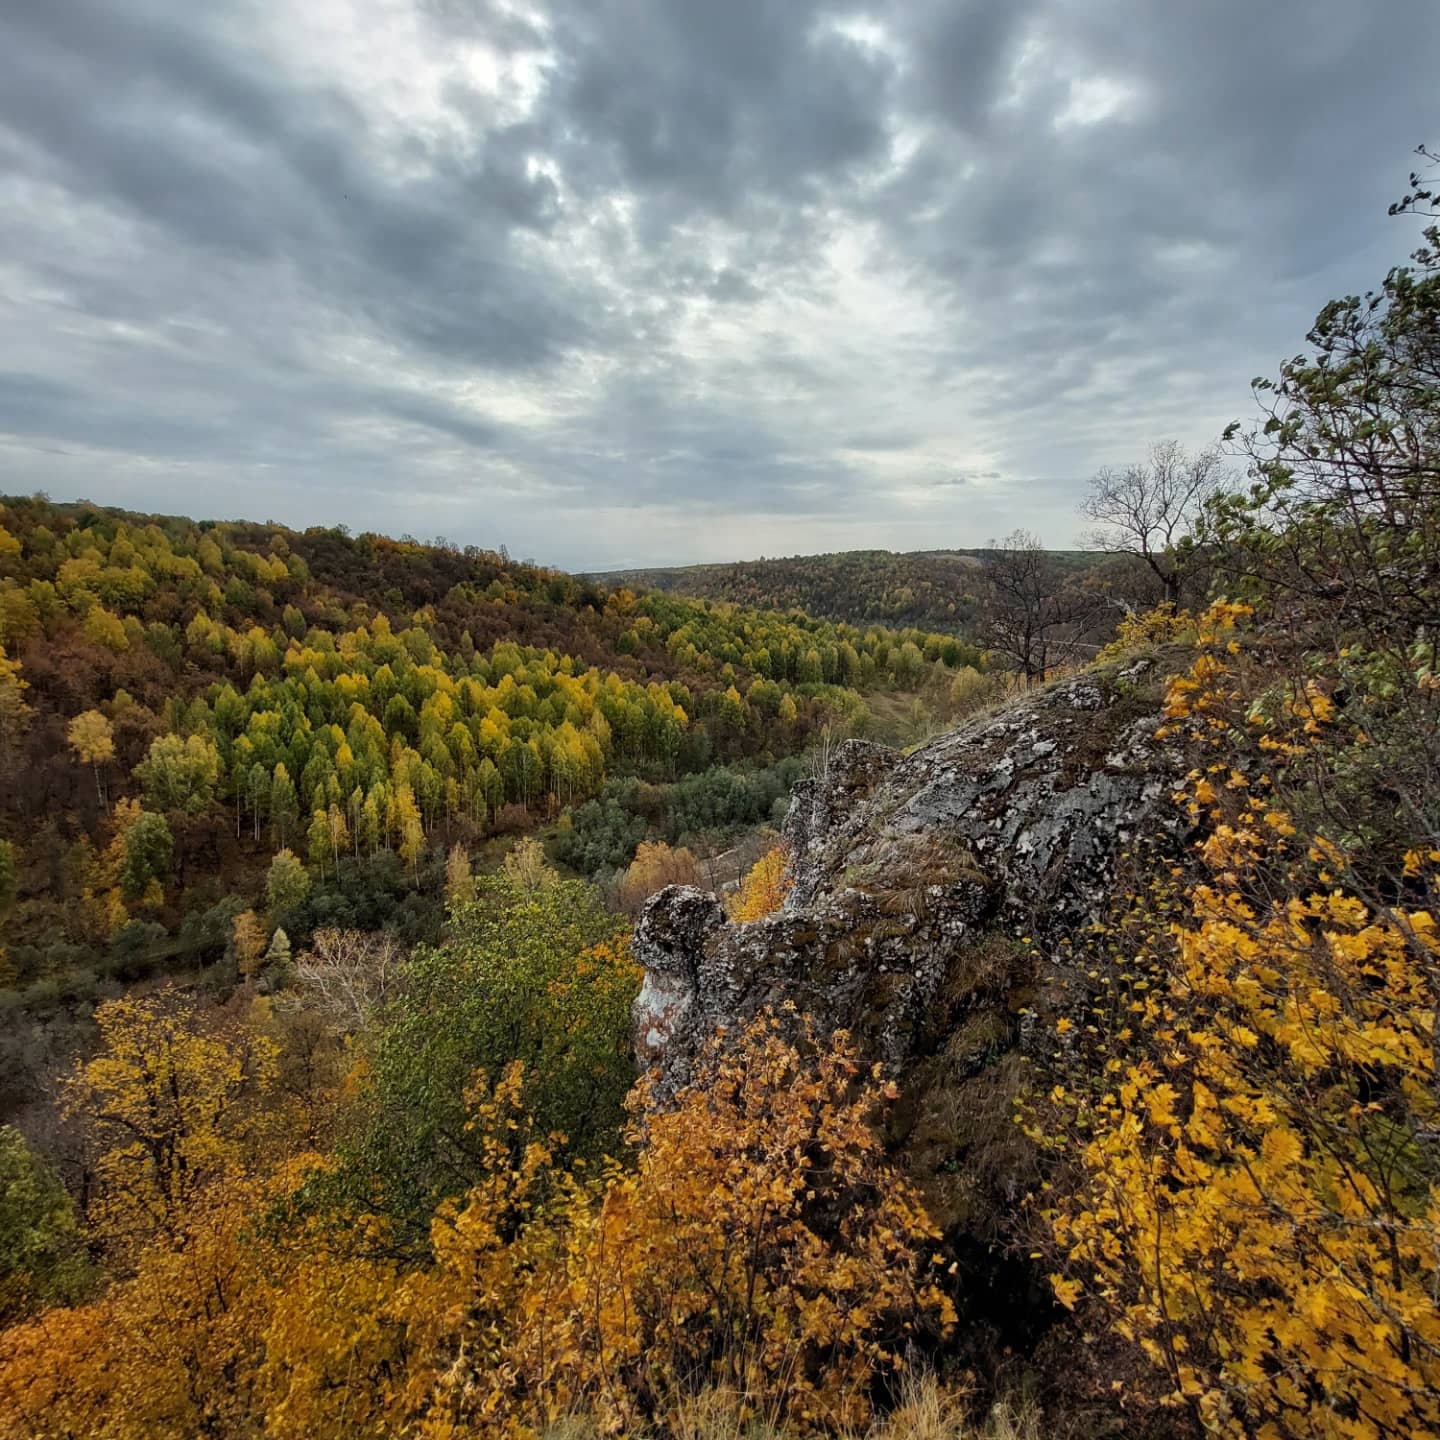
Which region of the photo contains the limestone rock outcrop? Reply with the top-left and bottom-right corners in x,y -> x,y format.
632,655 -> 1188,1235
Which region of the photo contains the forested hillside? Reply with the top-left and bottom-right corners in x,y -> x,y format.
596,547 -> 1105,635
0,499 -> 986,1119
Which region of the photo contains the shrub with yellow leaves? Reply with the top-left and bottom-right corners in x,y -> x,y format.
0,1167 -> 288,1440
1095,602 -> 1197,663
1036,601 -> 1440,1439
405,1013 -> 955,1437
66,991 -> 278,1258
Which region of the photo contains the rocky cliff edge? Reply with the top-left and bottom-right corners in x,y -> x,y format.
632,653 -> 1187,1242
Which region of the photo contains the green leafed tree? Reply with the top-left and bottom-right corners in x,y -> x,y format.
265,847 -> 311,920
325,868 -> 638,1253
0,840 -> 15,921
0,1126 -> 91,1323
262,926 -> 292,977
270,764 -> 299,848
118,811 -> 173,901
135,733 -> 221,815
306,808 -> 334,879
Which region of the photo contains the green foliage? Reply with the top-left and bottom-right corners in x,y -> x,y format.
0,1126 -> 91,1322
262,927 -> 291,979
328,867 -> 637,1250
0,497 -> 980,995
1211,174 -> 1440,649
553,757 -> 805,875
1202,167 -> 1440,881
135,734 -> 220,815
264,848 -> 310,920
0,841 -> 14,920
602,549 -> 1094,640
267,851 -> 441,953
118,811 -> 172,901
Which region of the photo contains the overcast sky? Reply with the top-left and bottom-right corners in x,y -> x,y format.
1,0 -> 1435,569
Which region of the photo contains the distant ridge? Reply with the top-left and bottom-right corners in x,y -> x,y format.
591,547 -> 1103,636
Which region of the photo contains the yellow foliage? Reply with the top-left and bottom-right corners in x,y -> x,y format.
258,1209 -> 408,1440
7,999 -> 952,1439
615,839 -> 702,915
1040,602 -> 1440,1438
0,1168 -> 297,1440
1096,603 -> 1196,662
729,845 -> 792,922
66,993 -> 277,1257
401,1014 -> 953,1436
0,641 -> 31,763
445,842 -> 476,907
254,1017 -> 952,1438
232,907 -> 267,980
66,708 -> 115,767
502,835 -> 556,892
82,605 -> 129,653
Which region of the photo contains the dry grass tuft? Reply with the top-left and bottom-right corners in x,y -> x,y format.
539,1376 -> 1042,1440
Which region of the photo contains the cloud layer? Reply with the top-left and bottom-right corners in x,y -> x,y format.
1,0 -> 1435,566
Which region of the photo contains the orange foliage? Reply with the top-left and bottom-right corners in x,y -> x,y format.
3,1001 -> 948,1439
728,845 -> 792,921
0,1171 -> 279,1440
615,839 -> 702,915
402,1012 -> 953,1436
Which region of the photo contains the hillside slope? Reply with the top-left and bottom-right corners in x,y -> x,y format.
595,547 -> 1106,635
0,496 -> 983,1015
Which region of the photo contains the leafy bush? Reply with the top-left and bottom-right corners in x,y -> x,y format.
326,864 -> 638,1250
405,1014 -> 955,1435
554,757 -> 805,876
0,1126 -> 91,1322
1036,604 -> 1440,1437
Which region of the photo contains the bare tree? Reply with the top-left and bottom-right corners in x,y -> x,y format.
981,530 -> 1107,685
293,929 -> 405,1033
1081,440 -> 1228,607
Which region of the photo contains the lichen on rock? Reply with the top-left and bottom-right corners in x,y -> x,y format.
631,656 -> 1189,1234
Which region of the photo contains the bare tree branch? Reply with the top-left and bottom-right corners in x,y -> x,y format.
293,928 -> 405,1033
1081,440 -> 1230,606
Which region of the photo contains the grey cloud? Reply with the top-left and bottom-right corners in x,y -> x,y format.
2,0 -> 594,372
0,0 -> 1436,567
546,0 -> 894,213
841,432 -> 921,454
904,0 -> 1046,136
